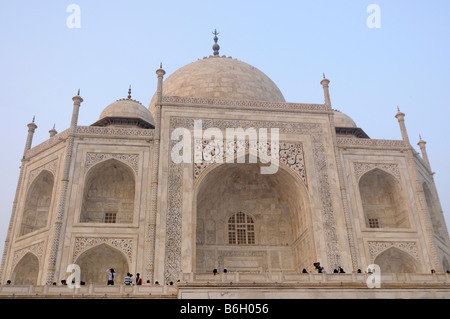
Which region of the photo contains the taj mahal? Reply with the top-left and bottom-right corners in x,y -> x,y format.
0,32 -> 449,299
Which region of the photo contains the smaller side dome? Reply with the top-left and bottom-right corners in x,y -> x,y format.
333,109 -> 370,138
93,96 -> 155,129
333,109 -> 357,128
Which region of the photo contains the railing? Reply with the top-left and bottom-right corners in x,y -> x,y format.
0,273 -> 448,297
181,272 -> 450,286
0,284 -> 177,298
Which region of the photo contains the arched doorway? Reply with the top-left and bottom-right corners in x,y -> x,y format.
20,170 -> 54,236
12,252 -> 39,285
195,162 -> 312,273
80,159 -> 135,224
374,247 -> 421,273
75,243 -> 129,285
359,169 -> 410,229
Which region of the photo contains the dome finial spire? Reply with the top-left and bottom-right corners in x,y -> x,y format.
212,29 -> 220,56
128,85 -> 132,99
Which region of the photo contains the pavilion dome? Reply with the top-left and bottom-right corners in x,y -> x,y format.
149,55 -> 285,116
94,93 -> 155,128
333,109 -> 357,128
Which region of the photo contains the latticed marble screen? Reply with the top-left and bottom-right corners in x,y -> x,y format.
368,218 -> 380,228
228,212 -> 255,245
104,212 -> 117,223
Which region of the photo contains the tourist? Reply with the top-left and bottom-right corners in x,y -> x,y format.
106,268 -> 116,285
313,262 -> 322,273
144,280 -> 151,286
124,273 -> 131,285
135,273 -> 142,285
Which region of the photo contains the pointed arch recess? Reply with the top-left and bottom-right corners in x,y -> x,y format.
373,246 -> 421,273
74,242 -> 130,285
194,161 -> 313,273
80,158 -> 136,223
11,252 -> 40,285
20,170 -> 55,236
359,168 -> 410,229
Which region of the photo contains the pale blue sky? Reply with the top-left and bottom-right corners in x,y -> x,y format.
0,1 -> 449,259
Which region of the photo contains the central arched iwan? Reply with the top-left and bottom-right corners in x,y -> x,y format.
195,163 -> 313,273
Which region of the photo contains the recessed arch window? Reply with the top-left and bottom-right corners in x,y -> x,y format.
21,170 -> 54,236
359,168 -> 410,229
228,212 -> 255,245
80,159 -> 135,224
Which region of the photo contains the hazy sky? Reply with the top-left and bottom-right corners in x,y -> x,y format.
0,1 -> 449,260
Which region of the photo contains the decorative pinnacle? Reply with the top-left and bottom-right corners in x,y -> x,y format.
212,29 -> 220,56
128,85 -> 132,99
395,105 -> 405,118
419,134 -> 426,143
156,62 -> 166,76
49,123 -> 57,137
28,115 -> 37,130
320,73 -> 330,85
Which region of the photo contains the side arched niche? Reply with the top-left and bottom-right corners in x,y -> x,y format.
74,243 -> 129,284
11,252 -> 39,285
195,162 -> 313,273
359,168 -> 410,229
80,159 -> 135,224
374,247 -> 421,273
422,182 -> 447,240
20,170 -> 54,236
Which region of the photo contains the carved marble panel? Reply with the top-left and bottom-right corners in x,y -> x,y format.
353,162 -> 400,181
27,159 -> 58,190
368,241 -> 420,263
12,242 -> 44,270
194,141 -> 307,185
84,153 -> 139,175
72,237 -> 133,263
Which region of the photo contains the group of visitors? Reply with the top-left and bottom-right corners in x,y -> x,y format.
106,268 -> 156,286
307,262 -> 347,274
123,272 -> 142,285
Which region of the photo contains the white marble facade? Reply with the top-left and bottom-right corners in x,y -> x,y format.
1,53 -> 449,294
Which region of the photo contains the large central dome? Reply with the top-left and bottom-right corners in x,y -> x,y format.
150,55 -> 285,115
